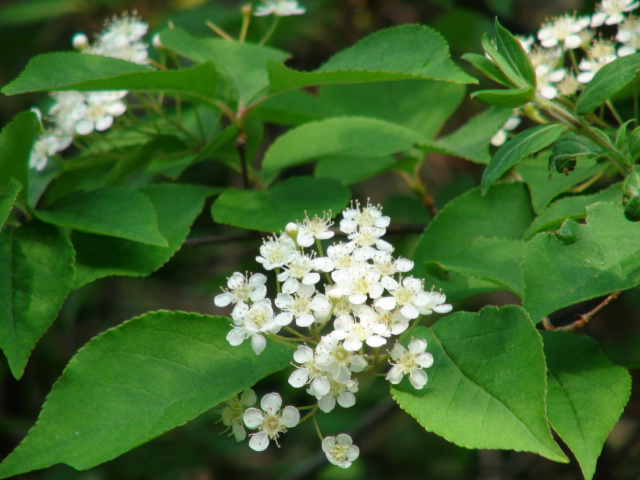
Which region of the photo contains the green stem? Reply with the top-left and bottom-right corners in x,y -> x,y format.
311,411 -> 323,441
259,16 -> 280,46
606,100 -> 623,125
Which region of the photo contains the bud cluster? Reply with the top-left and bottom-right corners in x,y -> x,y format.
214,201 -> 452,468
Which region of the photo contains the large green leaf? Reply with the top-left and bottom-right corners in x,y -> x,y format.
0,221 -> 75,379
267,25 -> 476,95
316,80 -> 466,138
314,156 -> 396,185
494,20 -> 536,87
0,111 -> 39,190
576,53 -> 640,115
430,107 -> 513,164
72,184 -> 213,288
2,53 -> 218,97
211,176 -> 350,232
517,151 -> 607,213
525,184 -> 622,237
160,28 -> 289,104
261,117 -> 425,175
412,183 -> 534,296
35,186 -> 168,247
0,311 -> 292,478
0,178 -> 22,232
523,202 -> 640,321
542,331 -> 631,480
392,306 -> 567,463
481,124 -> 565,194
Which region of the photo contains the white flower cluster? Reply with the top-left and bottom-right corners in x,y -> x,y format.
29,13 -> 150,171
214,201 -> 452,468
254,0 -> 306,17
492,0 -> 640,146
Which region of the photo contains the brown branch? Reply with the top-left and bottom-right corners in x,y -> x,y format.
183,224 -> 427,248
542,290 -> 623,331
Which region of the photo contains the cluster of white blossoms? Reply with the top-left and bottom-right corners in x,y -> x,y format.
254,0 -> 305,17
492,0 -> 640,146
215,201 -> 452,468
29,13 -> 150,171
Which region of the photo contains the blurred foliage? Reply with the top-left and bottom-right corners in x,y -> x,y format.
1,0 -> 639,479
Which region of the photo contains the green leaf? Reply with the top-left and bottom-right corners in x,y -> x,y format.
525,184 -> 622,237
480,33 -> 524,88
72,184 -> 213,288
0,311 -> 292,478
523,202 -> 640,321
482,124 -> 565,194
412,183 -> 534,297
267,25 -> 476,95
392,306 -> 567,463
431,107 -> 513,164
160,28 -> 289,104
314,156 -> 396,185
0,178 -> 22,232
3,53 -> 219,97
494,19 -> 536,87
317,80 -> 466,138
0,221 -> 75,379
35,187 -> 168,247
542,331 -> 631,480
211,176 -> 350,232
0,111 -> 39,190
549,132 -> 602,175
462,52 -> 512,86
261,117 -> 425,175
517,151 -> 607,213
576,53 -> 640,115
472,86 -> 535,108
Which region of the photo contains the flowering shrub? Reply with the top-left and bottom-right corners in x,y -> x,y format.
0,0 -> 637,478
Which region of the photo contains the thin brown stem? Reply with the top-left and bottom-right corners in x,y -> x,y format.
542,290 -> 623,331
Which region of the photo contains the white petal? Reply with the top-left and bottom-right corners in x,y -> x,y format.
375,296 -> 396,311
74,119 -> 94,135
296,312 -> 315,327
417,352 -> 434,368
243,408 -> 264,428
337,392 -> 356,408
309,375 -> 331,397
282,278 -> 299,294
275,312 -> 294,326
302,272 -> 320,285
280,405 -> 300,427
385,365 -> 404,384
408,338 -> 427,354
214,293 -> 232,307
293,345 -> 314,363
249,285 -> 267,302
289,368 -> 309,388
261,392 -> 282,414
349,355 -> 368,372
226,327 -> 246,346
251,334 -> 267,355
297,229 -> 314,247
349,293 -> 367,305
400,304 -> 419,320
409,369 -> 428,389
433,303 -> 453,314
343,338 -> 363,352
249,431 -> 270,451
366,335 -> 387,348
318,395 -> 336,413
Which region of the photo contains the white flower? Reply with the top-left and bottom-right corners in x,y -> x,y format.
617,15 -> 640,55
256,233 -> 296,270
340,200 -> 390,234
214,272 -> 267,308
275,284 -> 330,327
288,345 -> 331,396
74,92 -> 127,135
420,290 -> 453,315
556,72 -> 581,96
226,299 -> 279,355
331,265 -> 384,305
48,91 -> 88,134
29,131 -> 72,171
491,113 -> 521,147
220,389 -> 257,441
277,252 -> 321,294
577,39 -> 618,83
315,336 -> 368,382
296,211 -> 334,247
376,276 -> 433,320
330,309 -> 388,351
254,0 -> 306,17
386,339 -> 434,389
87,13 -> 150,65
537,14 -> 591,49
243,393 -> 300,451
316,379 -> 358,413
322,434 -> 360,469
326,242 -> 358,271
592,0 -> 639,27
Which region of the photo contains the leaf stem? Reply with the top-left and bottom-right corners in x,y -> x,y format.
205,20 -> 234,41
259,16 -> 280,46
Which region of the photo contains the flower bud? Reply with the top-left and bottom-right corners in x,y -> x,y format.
72,33 -> 89,50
